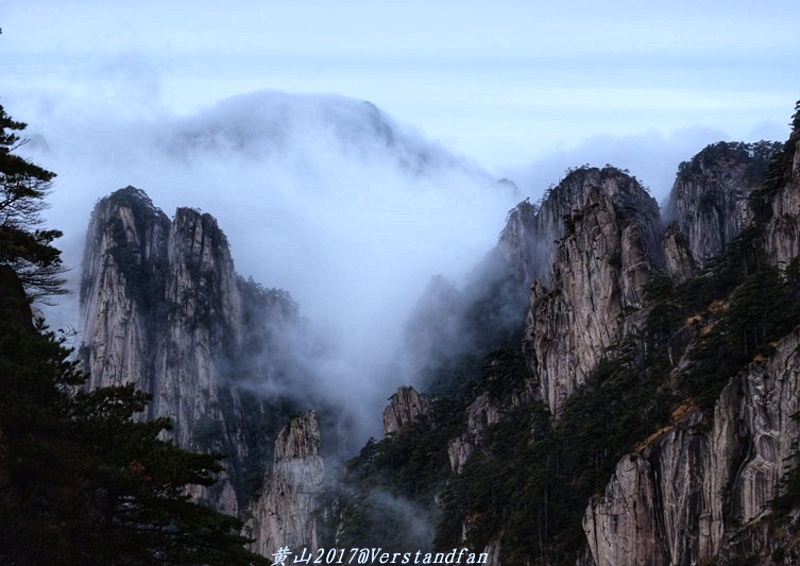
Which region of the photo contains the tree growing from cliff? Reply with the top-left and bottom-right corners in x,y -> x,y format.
0,298 -> 269,564
0,103 -> 268,564
0,104 -> 65,297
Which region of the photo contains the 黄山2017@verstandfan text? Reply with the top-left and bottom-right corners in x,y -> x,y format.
271,547 -> 490,565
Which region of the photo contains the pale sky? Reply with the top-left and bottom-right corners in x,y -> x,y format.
2,0 -> 798,181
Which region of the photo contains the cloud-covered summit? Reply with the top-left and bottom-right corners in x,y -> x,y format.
158,91 -> 482,175
27,89 -> 518,441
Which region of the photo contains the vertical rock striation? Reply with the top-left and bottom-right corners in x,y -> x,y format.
523,167 -> 662,417
246,411 -> 325,557
80,189 -> 240,444
80,187 -> 170,398
764,128 -> 800,267
382,386 -> 432,436
662,141 -> 781,272
583,114 -> 800,565
79,186 -> 299,515
583,330 -> 800,565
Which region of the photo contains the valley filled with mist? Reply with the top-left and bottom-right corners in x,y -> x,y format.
5,89 -> 800,564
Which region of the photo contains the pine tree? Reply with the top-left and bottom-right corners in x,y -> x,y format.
0,104 -> 269,565
0,104 -> 65,298
0,262 -> 269,566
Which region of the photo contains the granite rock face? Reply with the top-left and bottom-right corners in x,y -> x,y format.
247,411 -> 326,557
522,167 -> 662,418
81,189 -> 241,444
584,330 -> 800,565
764,133 -> 800,267
662,221 -> 697,282
74,104 -> 800,565
383,386 -> 432,436
663,141 -> 781,270
582,118 -> 800,566
80,187 -> 171,399
79,186 -> 297,515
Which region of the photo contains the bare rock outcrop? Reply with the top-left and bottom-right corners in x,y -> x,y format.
447,392 -> 501,474
80,187 -> 171,397
79,186 -> 299,515
80,189 -> 243,513
583,330 -> 800,565
662,222 -> 697,282
663,141 -> 781,270
81,189 -> 241,446
584,116 -> 800,565
382,386 -> 432,436
247,411 -> 325,557
764,131 -> 800,266
523,168 -> 661,417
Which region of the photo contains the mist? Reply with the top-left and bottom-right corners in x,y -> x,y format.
12,82 -> 793,447
499,124 -> 790,206
18,90 -> 519,443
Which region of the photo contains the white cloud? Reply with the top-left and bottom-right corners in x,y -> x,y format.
21,90 -> 516,441
2,0 -> 798,442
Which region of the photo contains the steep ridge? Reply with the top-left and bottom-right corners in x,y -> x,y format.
79,186 -> 301,514
403,196 -> 541,394
246,411 -> 326,557
664,141 -> 781,269
367,107 -> 799,565
383,386 -> 433,436
340,166 -> 666,563
408,166 -> 660,399
584,329 -> 800,564
523,167 -> 661,417
74,100 -> 800,565
583,105 -> 800,565
80,187 -> 171,398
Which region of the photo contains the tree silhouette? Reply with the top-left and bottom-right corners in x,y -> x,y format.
0,104 -> 65,298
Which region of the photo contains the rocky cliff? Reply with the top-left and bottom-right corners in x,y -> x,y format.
408,166 -> 661,400
246,411 -> 326,557
79,186 -> 300,514
80,187 -> 171,399
581,108 -> 800,565
584,328 -> 800,564
664,141 -> 781,269
383,386 -> 433,436
523,167 -> 661,417
764,123 -> 800,267
393,104 -> 800,566
74,101 -> 800,565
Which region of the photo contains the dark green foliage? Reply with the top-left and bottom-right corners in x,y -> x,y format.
665,134 -> 800,410
435,334 -> 673,563
421,274 -> 530,399
0,303 -> 269,565
436,402 -> 558,563
355,104 -> 800,563
676,140 -> 782,185
335,395 -> 469,551
680,264 -> 800,411
0,104 -> 268,563
0,104 -> 65,298
423,351 -> 485,399
433,204 -> 799,562
749,102 -> 800,223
